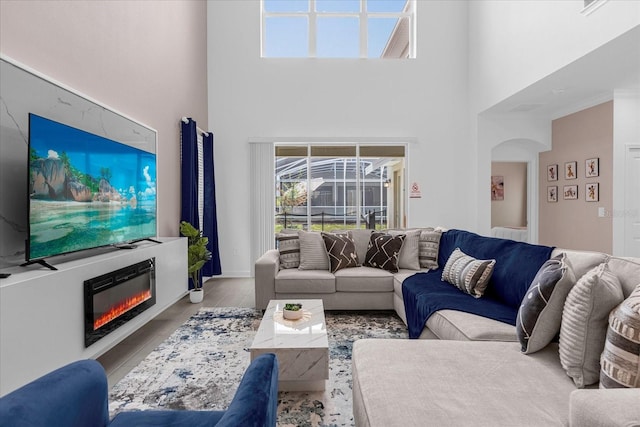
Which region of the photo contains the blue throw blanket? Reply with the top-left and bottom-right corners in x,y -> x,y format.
403,230 -> 554,339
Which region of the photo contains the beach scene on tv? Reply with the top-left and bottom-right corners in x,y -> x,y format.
28,114 -> 157,260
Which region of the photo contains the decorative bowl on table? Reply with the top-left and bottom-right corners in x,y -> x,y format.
283,303 -> 303,320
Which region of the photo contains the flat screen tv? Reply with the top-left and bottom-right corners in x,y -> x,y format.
26,113 -> 157,264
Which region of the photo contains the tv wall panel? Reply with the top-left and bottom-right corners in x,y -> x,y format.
0,56 -> 157,268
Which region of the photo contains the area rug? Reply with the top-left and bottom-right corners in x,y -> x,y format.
109,307 -> 408,427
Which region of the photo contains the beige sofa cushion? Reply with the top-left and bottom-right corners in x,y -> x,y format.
553,248 -> 607,280
334,266 -> 394,292
569,389 -> 640,427
426,309 -> 517,341
606,256 -> 640,297
275,268 -> 335,293
352,339 -> 575,427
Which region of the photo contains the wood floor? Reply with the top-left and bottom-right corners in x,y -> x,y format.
97,277 -> 255,389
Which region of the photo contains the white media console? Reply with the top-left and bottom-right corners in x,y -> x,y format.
0,237 -> 187,396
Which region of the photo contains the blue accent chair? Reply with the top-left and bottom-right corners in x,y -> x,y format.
0,353 -> 279,427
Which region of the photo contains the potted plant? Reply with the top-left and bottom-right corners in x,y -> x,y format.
180,221 -> 212,303
283,302 -> 303,320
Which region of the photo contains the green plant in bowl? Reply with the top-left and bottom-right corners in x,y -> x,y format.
284,303 -> 302,311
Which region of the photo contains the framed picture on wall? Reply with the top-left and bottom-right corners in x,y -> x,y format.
547,186 -> 558,202
585,157 -> 599,177
565,161 -> 577,180
547,164 -> 558,181
586,182 -> 599,202
563,185 -> 578,200
491,175 -> 504,201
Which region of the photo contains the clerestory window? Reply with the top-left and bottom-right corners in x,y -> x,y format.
261,0 -> 416,58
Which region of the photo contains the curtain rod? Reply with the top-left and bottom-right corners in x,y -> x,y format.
181,117 -> 209,136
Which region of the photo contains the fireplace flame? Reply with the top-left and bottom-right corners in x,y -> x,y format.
94,289 -> 152,330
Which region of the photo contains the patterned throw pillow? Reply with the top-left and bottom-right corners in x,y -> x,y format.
321,232 -> 358,273
516,253 -> 576,354
364,233 -> 405,273
600,283 -> 640,388
418,228 -> 442,270
276,233 -> 300,269
441,248 -> 496,298
559,263 -> 624,388
298,230 -> 329,270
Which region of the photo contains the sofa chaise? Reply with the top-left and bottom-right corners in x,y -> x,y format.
0,354 -> 279,427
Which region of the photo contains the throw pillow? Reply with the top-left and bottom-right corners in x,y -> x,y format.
441,248 -> 496,298
297,230 -> 329,270
559,263 -> 624,388
364,232 -> 405,273
321,232 -> 358,273
347,229 -> 374,266
276,233 -> 300,269
600,283 -> 640,389
418,228 -> 442,270
516,253 -> 576,354
388,229 -> 421,270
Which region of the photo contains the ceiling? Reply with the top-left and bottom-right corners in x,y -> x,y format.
483,25 -> 640,120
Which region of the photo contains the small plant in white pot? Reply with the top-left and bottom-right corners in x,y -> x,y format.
283,303 -> 303,320
180,221 -> 212,303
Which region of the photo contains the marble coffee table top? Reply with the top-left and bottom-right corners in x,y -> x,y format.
250,299 -> 328,350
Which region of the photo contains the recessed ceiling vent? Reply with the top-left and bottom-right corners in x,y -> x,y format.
509,103 -> 545,113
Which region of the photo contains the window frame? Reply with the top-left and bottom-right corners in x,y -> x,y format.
274,142 -> 407,231
261,0 -> 416,58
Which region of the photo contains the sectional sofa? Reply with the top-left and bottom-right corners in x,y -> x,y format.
255,228 -> 640,426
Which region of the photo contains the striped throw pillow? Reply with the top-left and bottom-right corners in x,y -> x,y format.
298,230 -> 329,270
418,228 -> 442,269
441,248 -> 496,298
600,283 -> 640,388
559,263 -> 624,388
276,233 -> 300,269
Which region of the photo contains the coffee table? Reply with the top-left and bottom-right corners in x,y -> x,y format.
249,299 -> 329,391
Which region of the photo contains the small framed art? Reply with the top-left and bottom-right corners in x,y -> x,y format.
563,185 -> 578,200
547,164 -> 558,181
586,182 -> 599,202
565,161 -> 577,180
491,175 -> 504,201
547,186 -> 558,202
585,158 -> 599,177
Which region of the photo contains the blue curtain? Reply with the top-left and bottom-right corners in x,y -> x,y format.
180,118 -> 222,283
180,118 -> 199,230
202,132 -> 222,276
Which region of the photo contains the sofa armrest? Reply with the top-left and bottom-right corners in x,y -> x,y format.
569,388 -> 640,427
255,249 -> 280,310
216,353 -> 279,427
0,360 -> 110,427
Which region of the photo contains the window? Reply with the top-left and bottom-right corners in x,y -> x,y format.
262,0 -> 415,58
275,144 -> 405,232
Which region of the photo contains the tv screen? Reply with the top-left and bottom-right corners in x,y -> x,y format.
27,113 -> 157,261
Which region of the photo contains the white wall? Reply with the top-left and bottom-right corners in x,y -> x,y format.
468,0 -> 640,236
468,0 -> 640,114
207,0 -> 470,276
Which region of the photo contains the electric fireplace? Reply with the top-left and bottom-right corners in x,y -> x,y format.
84,258 -> 156,347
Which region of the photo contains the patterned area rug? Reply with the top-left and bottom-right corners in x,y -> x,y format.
109,307 -> 408,427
